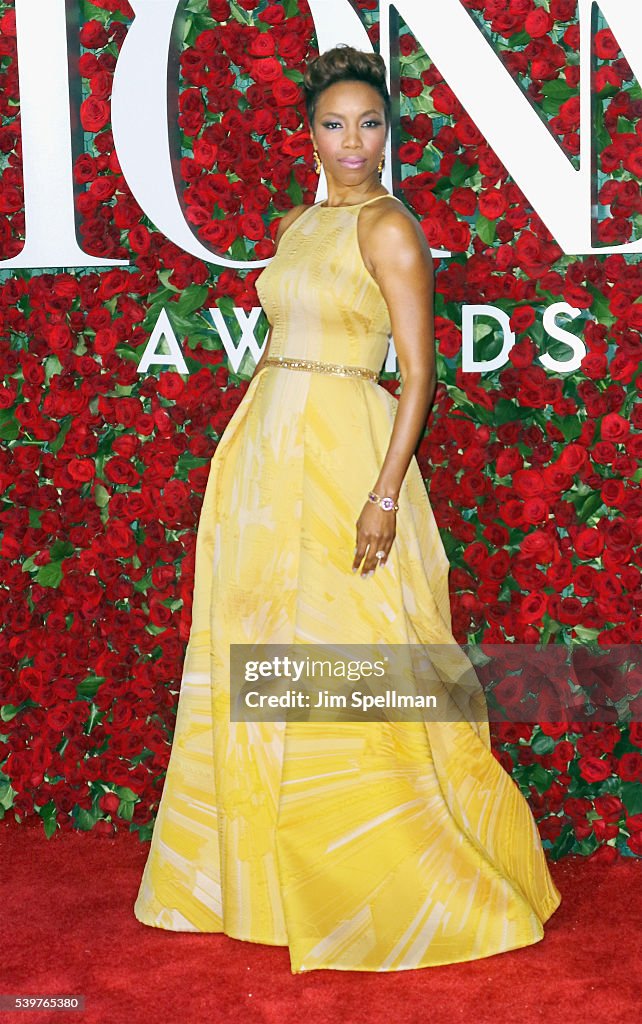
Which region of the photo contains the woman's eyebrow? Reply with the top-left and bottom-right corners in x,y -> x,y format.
319,108 -> 383,117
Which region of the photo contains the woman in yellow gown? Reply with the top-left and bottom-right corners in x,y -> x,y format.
134,45 -> 562,973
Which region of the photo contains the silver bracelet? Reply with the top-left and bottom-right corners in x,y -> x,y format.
368,490 -> 399,512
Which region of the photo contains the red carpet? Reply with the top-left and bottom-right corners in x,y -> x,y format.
2,819 -> 640,1024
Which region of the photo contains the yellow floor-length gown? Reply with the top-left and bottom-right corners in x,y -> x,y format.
133,193 -> 562,973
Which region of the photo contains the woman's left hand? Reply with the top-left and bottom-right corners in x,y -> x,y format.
352,501 -> 396,576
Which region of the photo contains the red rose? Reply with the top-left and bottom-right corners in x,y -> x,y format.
271,77 -> 301,107
574,527 -> 604,560
0,8 -> 16,35
525,9 -> 553,37
450,187 -> 477,216
48,324 -> 74,353
520,530 -> 556,563
278,33 -> 306,63
593,795 -> 624,821
519,593 -> 547,623
19,667 -> 46,702
99,792 -> 121,814
558,97 -> 580,132
629,722 -> 642,749
617,752 -> 642,781
479,188 -> 508,219
557,443 -> 588,474
440,219 -> 470,252
600,412 -> 629,442
252,58 -> 283,84
158,372 -> 185,399
240,212 -> 265,241
80,97 -> 110,133
67,459 -> 96,483
601,480 -> 625,507
398,142 -> 424,165
594,29 -> 620,60
522,497 -> 548,524
79,20 -> 108,49
248,33 -> 275,57
259,3 -> 285,24
578,756 -> 612,783
509,305 -> 535,332
208,0 -> 231,17
400,77 -> 423,99
550,740 -> 574,769
512,468 -> 546,498
399,33 -> 418,57
431,83 -> 460,116
128,225 -> 151,255
454,115 -> 483,147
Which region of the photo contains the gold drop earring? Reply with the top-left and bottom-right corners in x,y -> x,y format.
377,153 -> 385,175
313,148 -> 322,174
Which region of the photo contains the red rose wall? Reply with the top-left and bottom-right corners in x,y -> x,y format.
1,0 -> 642,860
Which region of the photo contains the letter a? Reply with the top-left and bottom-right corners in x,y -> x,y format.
137,308 -> 189,374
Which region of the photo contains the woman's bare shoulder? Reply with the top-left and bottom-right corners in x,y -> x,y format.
358,196 -> 430,263
360,196 -> 419,233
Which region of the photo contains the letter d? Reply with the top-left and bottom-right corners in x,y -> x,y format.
462,305 -> 515,372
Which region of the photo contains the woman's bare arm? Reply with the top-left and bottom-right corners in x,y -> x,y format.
352,202 -> 436,576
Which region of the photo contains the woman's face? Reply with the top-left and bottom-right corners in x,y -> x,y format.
311,79 -> 388,188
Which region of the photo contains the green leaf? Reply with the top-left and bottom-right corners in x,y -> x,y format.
621,781 -> 642,815
77,676 -> 104,699
515,762 -> 554,794
76,808 -> 98,831
0,778 -> 16,809
175,453 -> 209,474
157,269 -> 181,292
578,492 -> 605,520
44,354 -> 62,383
288,177 -> 303,205
588,287 -> 616,325
94,484 -> 110,509
0,705 -> 20,723
118,799 -> 135,821
230,0 -> 252,24
476,213 -> 496,245
50,540 -> 75,561
116,786 -> 139,802
35,562 -> 64,588
549,824 -> 577,860
541,79 -> 575,100
214,296 -> 235,319
531,731 -> 556,756
175,284 -> 210,318
0,414 -> 19,441
50,415 -> 73,454
43,815 -> 58,838
450,159 -> 477,188
557,415 -> 584,443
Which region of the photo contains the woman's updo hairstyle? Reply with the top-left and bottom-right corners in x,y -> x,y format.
303,45 -> 391,130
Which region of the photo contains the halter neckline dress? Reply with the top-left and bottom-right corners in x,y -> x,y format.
133,191 -> 561,973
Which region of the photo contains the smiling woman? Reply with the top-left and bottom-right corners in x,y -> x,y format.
133,43 -> 561,975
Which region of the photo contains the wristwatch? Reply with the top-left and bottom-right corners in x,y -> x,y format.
368,490 -> 399,512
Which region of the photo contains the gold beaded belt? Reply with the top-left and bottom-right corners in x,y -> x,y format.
264,355 -> 379,382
